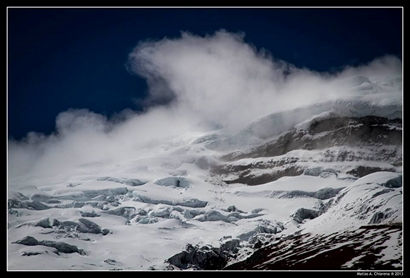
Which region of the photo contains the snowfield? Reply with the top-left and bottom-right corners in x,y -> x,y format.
8,102 -> 402,270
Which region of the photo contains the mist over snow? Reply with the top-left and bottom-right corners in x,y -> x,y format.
8,30 -> 402,186
129,30 -> 401,128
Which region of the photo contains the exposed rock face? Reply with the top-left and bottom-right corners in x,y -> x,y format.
224,166 -> 303,186
382,175 -> 402,188
167,239 -> 241,270
223,116 -> 401,161
369,210 -> 396,225
347,166 -> 396,178
166,224 -> 402,270
212,116 -> 401,185
167,245 -> 228,270
225,224 -> 402,270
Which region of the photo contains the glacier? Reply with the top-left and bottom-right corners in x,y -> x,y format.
7,73 -> 402,270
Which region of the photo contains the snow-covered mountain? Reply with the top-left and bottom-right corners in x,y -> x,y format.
7,109 -> 402,269
8,72 -> 402,270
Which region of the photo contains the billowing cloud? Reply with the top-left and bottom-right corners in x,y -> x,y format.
128,30 -> 401,131
8,30 -> 402,185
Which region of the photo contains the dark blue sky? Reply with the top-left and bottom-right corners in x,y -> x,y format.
8,8 -> 402,140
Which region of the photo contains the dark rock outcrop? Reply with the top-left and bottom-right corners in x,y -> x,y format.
213,116 -> 401,186
222,116 -> 401,161
224,166 -> 303,186
167,239 -> 241,270
347,166 -> 396,178
382,175 -> 402,188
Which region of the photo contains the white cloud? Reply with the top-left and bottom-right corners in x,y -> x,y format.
8,30 -> 402,183
128,30 -> 401,131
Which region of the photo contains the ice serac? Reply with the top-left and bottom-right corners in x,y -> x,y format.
154,177 -> 190,188
97,177 -> 147,187
14,236 -> 86,255
134,194 -> 208,208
